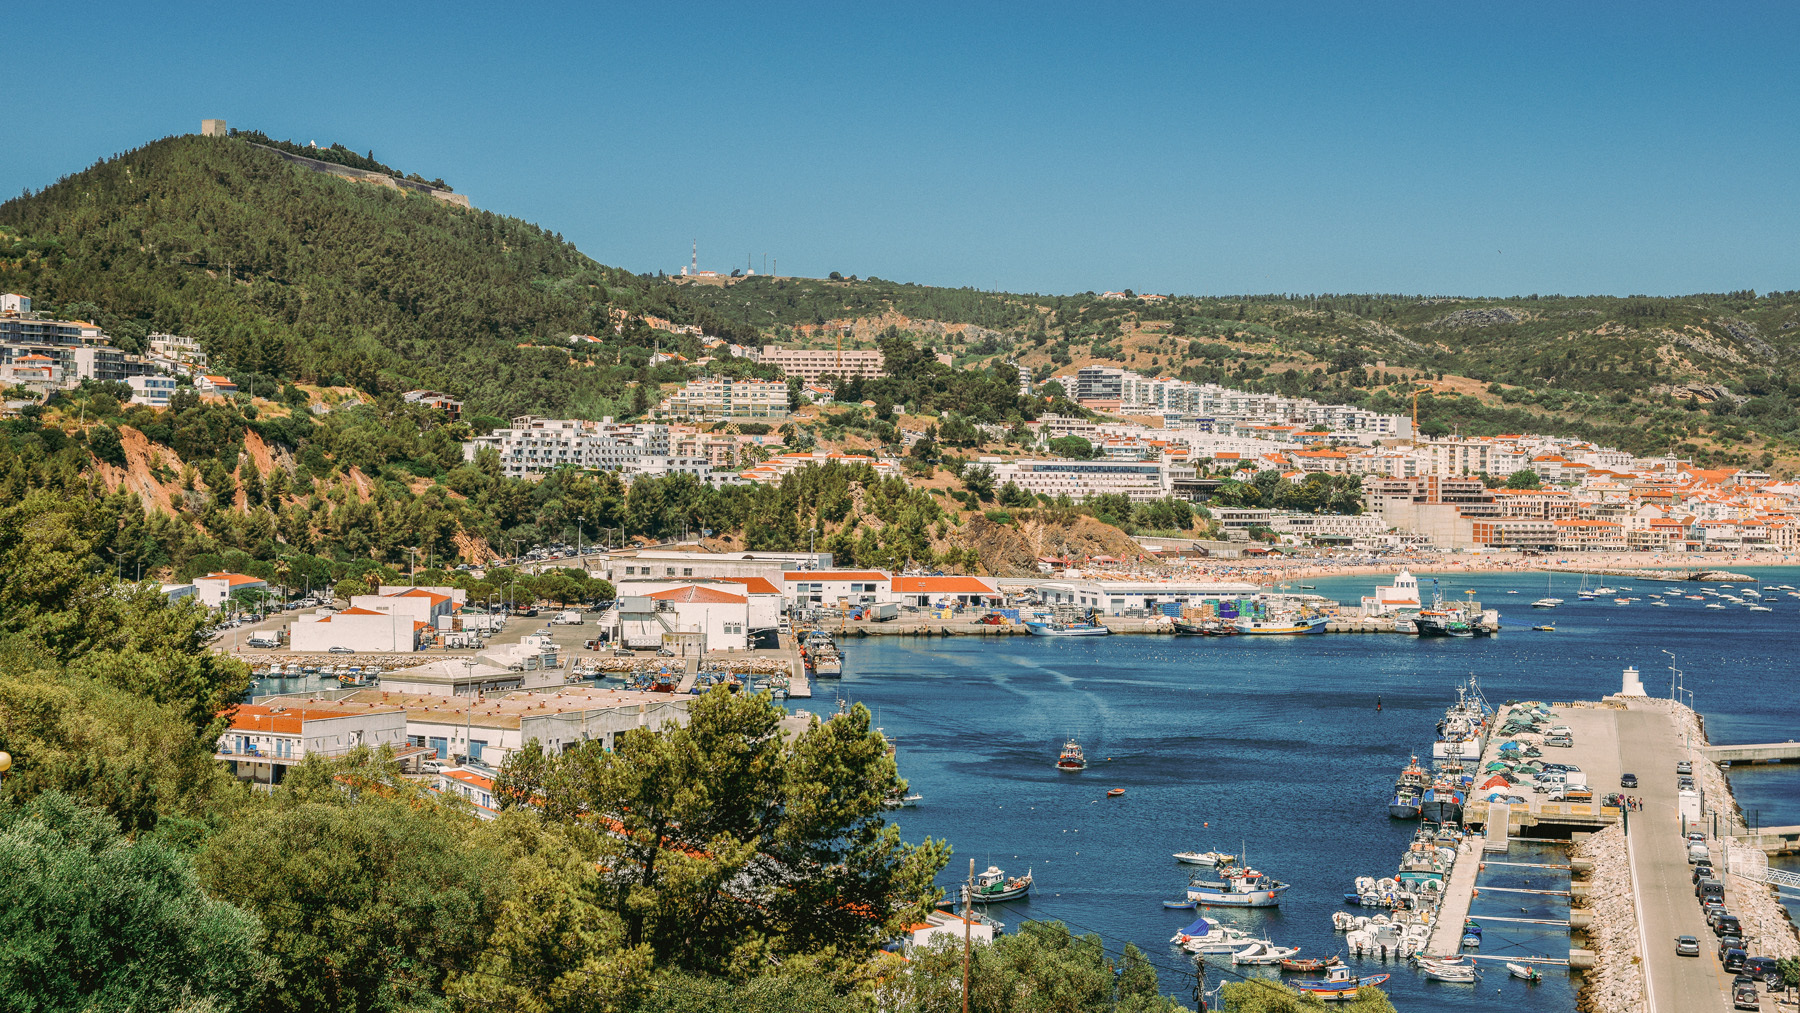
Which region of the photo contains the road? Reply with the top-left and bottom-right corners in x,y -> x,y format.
1616,703 -> 1732,1013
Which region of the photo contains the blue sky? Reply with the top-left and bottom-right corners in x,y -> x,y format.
8,2 -> 1797,297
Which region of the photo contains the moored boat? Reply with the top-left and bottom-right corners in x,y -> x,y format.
1279,956 -> 1342,973
969,864 -> 1031,903
1232,612 -> 1327,635
1506,961 -> 1543,982
1188,865 -> 1290,907
1174,850 -> 1226,865
1292,966 -> 1391,1001
1025,620 -> 1110,636
1230,941 -> 1301,965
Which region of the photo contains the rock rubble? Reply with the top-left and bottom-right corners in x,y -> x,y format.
1573,823 -> 1646,1013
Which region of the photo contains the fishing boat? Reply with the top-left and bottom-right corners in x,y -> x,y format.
1506,962 -> 1543,982
1056,740 -> 1088,771
1232,612 -> 1327,635
1230,941 -> 1301,965
1279,956 -> 1342,973
1388,783 -> 1423,820
1291,966 -> 1391,1001
969,865 -> 1032,903
1024,620 -> 1111,636
1106,788 -> 1125,797
1187,865 -> 1290,907
1172,619 -> 1236,636
1174,851 -> 1227,865
810,649 -> 843,676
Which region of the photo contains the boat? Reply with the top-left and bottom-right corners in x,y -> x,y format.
1750,605 -> 1773,612
1292,965 -> 1391,1001
1506,961 -> 1543,982
1388,755 -> 1429,819
1388,783 -> 1423,819
1279,956 -> 1342,974
1174,851 -> 1227,866
1170,917 -> 1269,954
1422,963 -> 1480,983
810,650 -> 843,676
969,865 -> 1032,903
1230,942 -> 1301,965
1162,899 -> 1197,910
881,793 -> 923,809
1172,619 -> 1236,636
1530,598 -> 1559,609
1232,612 -> 1328,635
1107,788 -> 1125,797
1415,579 -> 1477,637
1056,740 -> 1088,771
1188,865 -> 1290,907
1533,624 -> 1555,631
1025,620 -> 1111,636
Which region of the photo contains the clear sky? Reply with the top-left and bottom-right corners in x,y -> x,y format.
8,2 -> 1797,297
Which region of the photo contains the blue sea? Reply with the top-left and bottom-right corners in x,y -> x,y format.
840,568 -> 1800,1012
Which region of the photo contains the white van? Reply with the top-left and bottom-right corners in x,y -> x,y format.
553,610 -> 583,626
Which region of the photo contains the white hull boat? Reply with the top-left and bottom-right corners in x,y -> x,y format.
1230,942 -> 1301,965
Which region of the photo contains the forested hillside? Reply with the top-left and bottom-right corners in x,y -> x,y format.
679,279 -> 1800,468
0,133 -> 758,419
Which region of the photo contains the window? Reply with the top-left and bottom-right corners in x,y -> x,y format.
623,566 -> 635,575
666,567 -> 675,576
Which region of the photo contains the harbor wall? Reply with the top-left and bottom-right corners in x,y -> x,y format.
1572,825 -> 1646,1013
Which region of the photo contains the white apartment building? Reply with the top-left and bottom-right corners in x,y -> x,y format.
758,345 -> 886,381
989,458 -> 1171,502
127,375 -> 179,407
147,333 -> 208,367
655,377 -> 789,420
215,701 -> 414,786
463,416 -> 682,480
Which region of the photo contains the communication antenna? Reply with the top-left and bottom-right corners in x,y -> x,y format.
691,240 -> 697,275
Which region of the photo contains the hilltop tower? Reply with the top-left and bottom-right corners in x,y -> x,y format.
201,118 -> 227,137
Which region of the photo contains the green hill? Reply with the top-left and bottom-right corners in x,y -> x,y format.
0,132 -> 755,419
674,278 -> 1800,467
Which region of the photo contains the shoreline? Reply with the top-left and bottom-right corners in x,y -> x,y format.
1163,552 -> 1800,585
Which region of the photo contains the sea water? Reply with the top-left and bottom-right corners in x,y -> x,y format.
844,568 -> 1800,1011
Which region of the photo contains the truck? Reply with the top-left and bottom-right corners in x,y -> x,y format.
553,610 -> 583,626
865,602 -> 899,622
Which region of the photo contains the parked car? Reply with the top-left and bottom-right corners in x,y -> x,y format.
1720,943 -> 1746,970
1713,914 -> 1742,937
1687,831 -> 1708,844
1702,896 -> 1727,916
1676,759 -> 1693,774
328,646 -> 354,654
1744,956 -> 1783,985
1693,863 -> 1715,884
1734,983 -> 1760,1010
1620,773 -> 1638,788
1675,935 -> 1700,956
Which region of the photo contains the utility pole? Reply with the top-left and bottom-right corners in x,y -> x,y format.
962,858 -> 973,1013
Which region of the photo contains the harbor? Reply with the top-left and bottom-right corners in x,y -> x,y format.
834,565 -> 1800,1013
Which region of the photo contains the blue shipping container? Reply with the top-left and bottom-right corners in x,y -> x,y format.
1159,603 -> 1183,617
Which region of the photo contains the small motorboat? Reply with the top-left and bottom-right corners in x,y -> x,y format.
1460,933 -> 1480,949
1107,788 -> 1125,797
1162,899 -> 1197,910
1422,963 -> 1480,983
1532,624 -> 1555,631
1279,956 -> 1342,974
1230,942 -> 1301,966
1174,851 -> 1225,866
1506,962 -> 1543,982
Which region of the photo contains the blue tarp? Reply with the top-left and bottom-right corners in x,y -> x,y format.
1159,602 -> 1184,617
1179,917 -> 1211,936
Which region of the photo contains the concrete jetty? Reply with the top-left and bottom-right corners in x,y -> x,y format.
1438,685 -> 1800,1011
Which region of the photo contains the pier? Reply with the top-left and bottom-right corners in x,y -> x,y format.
1703,741 -> 1800,764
